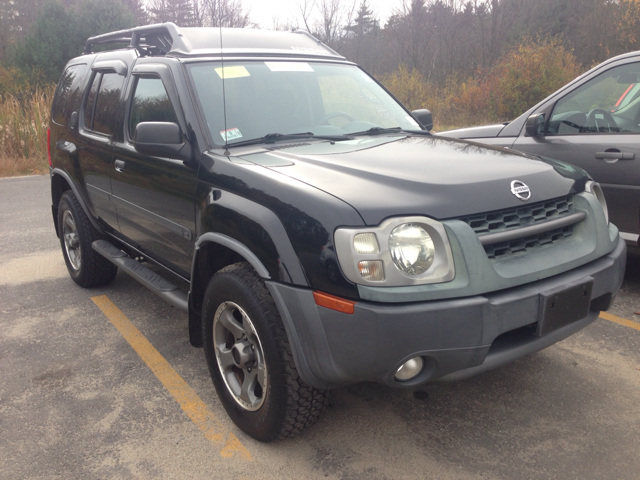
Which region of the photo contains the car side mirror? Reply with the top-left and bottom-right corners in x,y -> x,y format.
411,109 -> 433,131
133,122 -> 185,157
525,113 -> 545,137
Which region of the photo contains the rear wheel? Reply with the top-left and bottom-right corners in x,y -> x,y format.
202,262 -> 328,441
57,191 -> 117,287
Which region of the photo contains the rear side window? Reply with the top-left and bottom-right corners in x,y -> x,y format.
128,76 -> 179,139
84,72 -> 124,136
51,64 -> 89,126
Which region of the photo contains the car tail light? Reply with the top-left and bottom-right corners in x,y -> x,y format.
47,128 -> 52,167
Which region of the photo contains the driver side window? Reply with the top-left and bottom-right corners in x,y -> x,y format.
129,75 -> 179,140
548,62 -> 640,135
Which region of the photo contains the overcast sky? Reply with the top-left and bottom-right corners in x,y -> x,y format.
242,0 -> 399,30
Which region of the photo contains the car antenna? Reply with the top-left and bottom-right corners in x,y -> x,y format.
218,11 -> 230,157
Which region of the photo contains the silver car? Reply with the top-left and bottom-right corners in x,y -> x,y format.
441,50 -> 640,253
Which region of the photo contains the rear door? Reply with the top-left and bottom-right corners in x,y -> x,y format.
110,62 -> 198,278
76,64 -> 128,229
513,59 -> 640,241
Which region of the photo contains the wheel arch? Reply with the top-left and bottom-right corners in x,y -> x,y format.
50,168 -> 104,236
188,233 -> 271,348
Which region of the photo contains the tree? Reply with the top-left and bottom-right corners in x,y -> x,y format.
121,0 -> 148,25
194,0 -> 251,28
148,0 -> 197,26
344,0 -> 377,37
10,0 -> 135,83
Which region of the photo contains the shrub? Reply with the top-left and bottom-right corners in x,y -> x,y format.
0,86 -> 54,175
483,37 -> 582,120
381,38 -> 582,130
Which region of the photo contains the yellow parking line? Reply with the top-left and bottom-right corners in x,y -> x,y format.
600,311 -> 640,332
91,295 -> 252,460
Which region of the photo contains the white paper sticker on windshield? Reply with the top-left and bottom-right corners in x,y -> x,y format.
215,66 -> 250,79
220,127 -> 243,141
265,62 -> 314,72
405,115 -> 420,127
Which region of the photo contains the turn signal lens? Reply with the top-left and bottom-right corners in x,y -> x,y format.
313,291 -> 356,314
358,260 -> 384,281
354,232 -> 379,254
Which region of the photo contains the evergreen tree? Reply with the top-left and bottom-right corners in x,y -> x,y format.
345,1 -> 378,38
149,0 -> 197,27
9,0 -> 135,83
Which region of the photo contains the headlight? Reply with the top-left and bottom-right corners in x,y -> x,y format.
334,216 -> 455,287
586,181 -> 609,224
389,224 -> 435,275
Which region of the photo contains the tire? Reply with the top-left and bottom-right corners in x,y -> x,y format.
202,262 -> 328,442
57,191 -> 117,288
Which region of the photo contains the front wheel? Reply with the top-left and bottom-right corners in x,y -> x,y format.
202,262 -> 328,441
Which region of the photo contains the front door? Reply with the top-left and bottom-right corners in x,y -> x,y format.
111,70 -> 198,278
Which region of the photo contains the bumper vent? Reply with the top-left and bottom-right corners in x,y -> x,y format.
458,195 -> 581,259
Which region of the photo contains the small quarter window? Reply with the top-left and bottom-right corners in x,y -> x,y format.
129,76 -> 179,140
51,64 -> 89,126
93,73 -> 125,135
83,73 -> 101,131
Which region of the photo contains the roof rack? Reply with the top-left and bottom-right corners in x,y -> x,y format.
83,23 -> 343,60
83,23 -> 188,55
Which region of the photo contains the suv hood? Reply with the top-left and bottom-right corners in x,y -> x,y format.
237,135 -> 587,225
437,123 -> 507,139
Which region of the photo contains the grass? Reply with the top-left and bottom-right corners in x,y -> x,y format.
0,86 -> 53,177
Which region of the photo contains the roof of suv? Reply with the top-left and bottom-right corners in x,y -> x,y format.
84,23 -> 344,61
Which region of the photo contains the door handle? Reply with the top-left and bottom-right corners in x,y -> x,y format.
114,159 -> 125,173
595,149 -> 635,161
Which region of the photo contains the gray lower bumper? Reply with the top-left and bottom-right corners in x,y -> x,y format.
267,237 -> 626,390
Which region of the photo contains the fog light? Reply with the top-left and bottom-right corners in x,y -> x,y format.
395,356 -> 424,381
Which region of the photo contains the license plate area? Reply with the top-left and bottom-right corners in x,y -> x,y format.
536,277 -> 594,337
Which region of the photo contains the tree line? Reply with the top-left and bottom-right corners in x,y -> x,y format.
1,0 -> 640,124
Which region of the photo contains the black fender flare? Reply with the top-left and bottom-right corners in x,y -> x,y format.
50,168 -> 105,236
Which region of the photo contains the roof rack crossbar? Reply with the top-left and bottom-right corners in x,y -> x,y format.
83,22 -> 184,55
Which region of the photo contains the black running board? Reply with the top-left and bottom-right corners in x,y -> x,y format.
92,240 -> 188,312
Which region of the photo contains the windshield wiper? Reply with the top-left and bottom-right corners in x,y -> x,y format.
225,132 -> 351,148
349,127 -> 431,136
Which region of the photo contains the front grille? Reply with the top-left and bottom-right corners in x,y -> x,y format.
459,195 -> 574,235
484,225 -> 574,260
457,195 -> 578,259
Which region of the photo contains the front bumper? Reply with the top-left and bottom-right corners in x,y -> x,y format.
267,237 -> 626,390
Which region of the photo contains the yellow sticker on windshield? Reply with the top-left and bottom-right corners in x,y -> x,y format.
214,66 -> 250,79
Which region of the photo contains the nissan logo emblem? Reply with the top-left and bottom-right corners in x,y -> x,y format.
510,180 -> 531,201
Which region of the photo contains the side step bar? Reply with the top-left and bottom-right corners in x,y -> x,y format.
92,240 -> 188,312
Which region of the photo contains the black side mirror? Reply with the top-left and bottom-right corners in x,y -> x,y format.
411,109 -> 433,131
134,122 -> 184,157
525,113 -> 545,137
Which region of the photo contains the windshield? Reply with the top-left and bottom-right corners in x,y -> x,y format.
186,61 -> 420,145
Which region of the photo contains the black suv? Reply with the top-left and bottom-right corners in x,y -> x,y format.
49,23 -> 626,442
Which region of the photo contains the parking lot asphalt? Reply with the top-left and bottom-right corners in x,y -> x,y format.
1,174 -> 639,479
